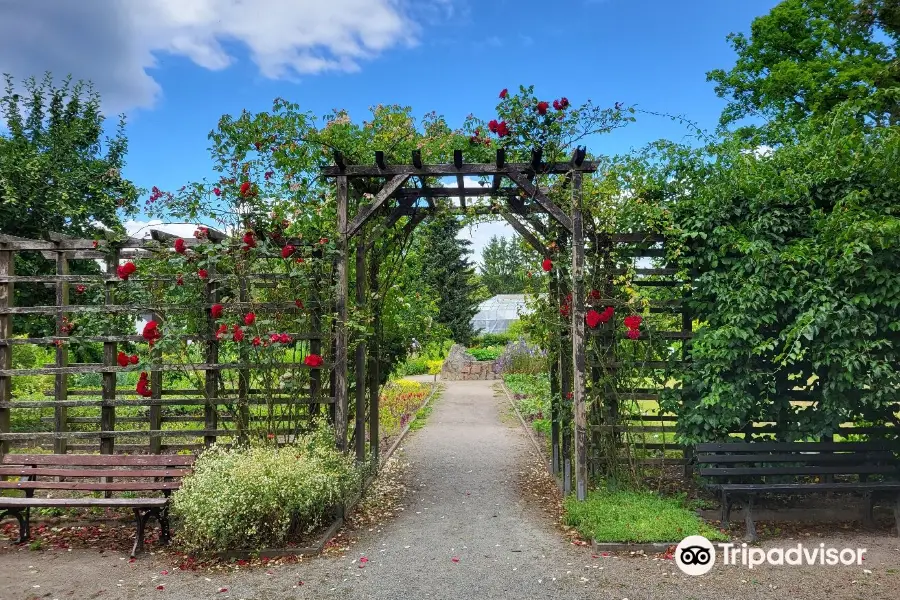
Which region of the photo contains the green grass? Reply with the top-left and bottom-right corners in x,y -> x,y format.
564,489 -> 728,543
409,390 -> 438,431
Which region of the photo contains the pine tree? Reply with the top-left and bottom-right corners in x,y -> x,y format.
419,214 -> 480,345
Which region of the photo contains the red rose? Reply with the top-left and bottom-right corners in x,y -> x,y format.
294,299 -> 303,309
542,258 -> 552,272
211,304 -> 224,319
244,312 -> 256,326
117,261 -> 137,280
559,304 -> 570,317
254,141 -> 261,150
279,333 -> 291,344
239,181 -> 252,197
585,309 -> 602,329
559,97 -> 570,109
117,351 -> 129,367
142,321 -> 161,345
536,101 -> 549,115
197,269 -> 208,279
270,333 -> 281,343
627,328 -> 641,340
295,257 -> 305,264
174,238 -> 186,254
304,354 -> 324,367
129,354 -> 139,365
252,336 -> 261,346
488,119 -> 499,133
176,275 -> 184,286
589,289 -> 601,300
623,315 -> 642,329
281,245 -> 295,259
136,372 -> 152,397
242,231 -> 256,249
495,121 -> 509,137
599,306 -> 613,323
233,325 -> 245,342
213,187 -> 221,197
92,240 -> 99,249
75,285 -> 86,295
216,323 -> 228,340
194,226 -> 209,239
319,237 -> 328,245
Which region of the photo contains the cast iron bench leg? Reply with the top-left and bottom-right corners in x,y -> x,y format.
159,505 -> 171,545
131,508 -> 154,558
744,495 -> 757,543
894,493 -> 900,537
862,492 -> 876,528
0,508 -> 29,543
721,491 -> 731,527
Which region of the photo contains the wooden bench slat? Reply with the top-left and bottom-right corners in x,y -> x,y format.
1,454 -> 195,466
695,442 -> 898,453
696,452 -> 897,464
0,467 -> 191,478
0,497 -> 168,508
0,481 -> 179,491
714,482 -> 900,493
700,465 -> 900,477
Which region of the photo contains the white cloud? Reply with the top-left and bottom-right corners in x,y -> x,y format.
458,219 -> 514,267
0,0 -> 442,113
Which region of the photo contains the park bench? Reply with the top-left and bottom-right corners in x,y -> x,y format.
0,453 -> 194,557
695,441 -> 900,541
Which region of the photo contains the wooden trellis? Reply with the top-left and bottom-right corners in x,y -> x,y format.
324,147 -> 598,499
0,231 -> 332,455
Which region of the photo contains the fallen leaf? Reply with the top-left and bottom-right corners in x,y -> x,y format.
451,557 -> 460,563
156,585 -> 164,590
218,587 -> 228,592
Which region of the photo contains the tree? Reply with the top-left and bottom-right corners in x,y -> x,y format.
707,0 -> 900,142
0,73 -> 140,336
419,214 -> 480,345
479,235 -> 533,295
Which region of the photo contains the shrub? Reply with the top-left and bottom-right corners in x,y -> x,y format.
468,346 -> 503,361
495,338 -> 547,374
394,357 -> 428,376
172,425 -> 360,554
426,360 -> 443,375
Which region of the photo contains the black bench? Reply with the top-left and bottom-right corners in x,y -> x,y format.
695,441 -> 900,541
0,453 -> 194,556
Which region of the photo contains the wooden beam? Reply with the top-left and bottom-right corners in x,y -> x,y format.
320,160 -> 597,177
100,248 -> 118,457
506,171 -> 574,233
368,249 -> 381,464
500,210 -> 545,254
346,175 -> 409,238
334,175 -> 350,452
355,238 -> 367,462
570,170 -> 588,501
456,175 -> 467,209
53,244 -> 69,454
412,150 -> 423,169
375,151 -> 386,171
531,148 -> 543,171
0,243 -> 12,457
333,151 -> 345,171
392,187 -> 516,200
203,263 -> 219,448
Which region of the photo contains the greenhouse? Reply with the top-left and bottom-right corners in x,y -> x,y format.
471,294 -> 533,334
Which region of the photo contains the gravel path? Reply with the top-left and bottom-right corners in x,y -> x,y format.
2,379 -> 899,599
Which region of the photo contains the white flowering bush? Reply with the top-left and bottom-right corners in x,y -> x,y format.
172,424 -> 361,553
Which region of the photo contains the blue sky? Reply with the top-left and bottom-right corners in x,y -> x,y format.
2,0 -> 781,261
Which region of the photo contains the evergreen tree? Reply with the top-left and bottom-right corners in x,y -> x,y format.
479,234 -> 532,295
419,214 -> 480,345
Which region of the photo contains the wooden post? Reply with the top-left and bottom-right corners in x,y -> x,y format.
549,270 -> 561,476
571,171 -> 588,501
309,249 -> 323,420
558,246 -> 572,496
237,278 -> 250,443
101,249 -> 119,455
149,309 -> 163,454
354,237 -> 367,462
204,263 -> 219,447
368,249 -> 381,464
681,272 -> 694,478
0,243 -> 13,458
54,245 -> 69,454
334,175 -> 350,452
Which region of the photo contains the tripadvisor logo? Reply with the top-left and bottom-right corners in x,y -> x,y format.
675,536 -> 867,575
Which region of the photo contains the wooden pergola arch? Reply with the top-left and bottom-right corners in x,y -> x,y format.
323,147 -> 595,499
